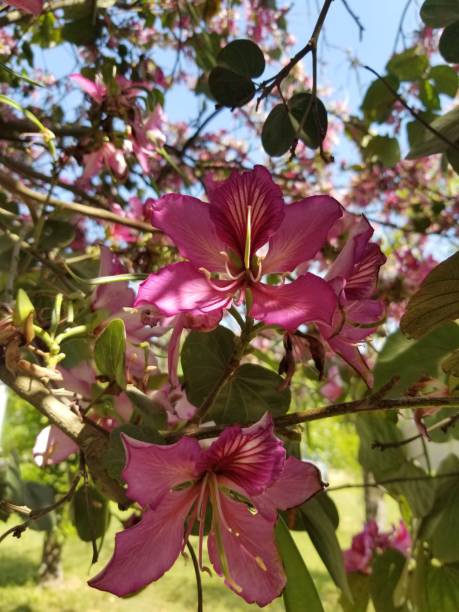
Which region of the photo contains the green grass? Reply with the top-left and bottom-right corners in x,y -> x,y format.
0,472 -> 399,612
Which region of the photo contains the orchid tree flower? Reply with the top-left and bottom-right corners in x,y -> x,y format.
318,216 -> 386,386
135,165 -> 342,333
6,0 -> 42,15
89,413 -> 324,605
79,142 -> 127,186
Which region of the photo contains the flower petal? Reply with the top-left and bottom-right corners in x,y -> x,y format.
327,216 -> 386,300
134,262 -> 234,316
88,489 -> 196,596
8,0 -> 43,16
152,194 -> 227,272
253,457 -> 324,520
207,494 -> 286,606
201,413 -> 285,496
33,426 -> 78,467
262,196 -> 343,274
327,335 -> 373,387
207,165 -> 285,259
121,434 -> 203,508
250,274 -> 338,332
69,74 -> 107,103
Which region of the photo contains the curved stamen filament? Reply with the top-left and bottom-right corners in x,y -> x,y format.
244,205 -> 252,271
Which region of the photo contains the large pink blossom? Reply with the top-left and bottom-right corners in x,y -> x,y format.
89,413 -> 323,604
319,216 -> 386,386
135,165 -> 342,332
6,0 -> 42,15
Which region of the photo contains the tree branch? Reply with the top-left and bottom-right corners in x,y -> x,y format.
0,169 -> 154,233
0,361 -> 128,505
328,470 -> 459,492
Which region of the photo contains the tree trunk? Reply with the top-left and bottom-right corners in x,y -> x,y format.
38,530 -> 63,584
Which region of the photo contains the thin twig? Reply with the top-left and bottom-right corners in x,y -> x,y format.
373,412 -> 459,450
187,541 -> 203,612
0,469 -> 82,545
341,0 -> 364,41
328,470 -> 459,492
363,65 -> 459,155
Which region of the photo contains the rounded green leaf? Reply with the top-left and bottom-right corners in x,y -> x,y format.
208,66 -> 255,107
217,39 -> 265,78
421,0 -> 459,27
361,75 -> 399,123
446,146 -> 459,173
261,103 -> 296,156
94,318 -> 126,388
71,485 -> 110,542
364,135 -> 401,167
387,49 -> 429,81
439,20 -> 459,63
288,92 -> 328,149
430,65 -> 459,97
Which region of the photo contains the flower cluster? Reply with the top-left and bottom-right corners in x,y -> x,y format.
344,520 -> 411,575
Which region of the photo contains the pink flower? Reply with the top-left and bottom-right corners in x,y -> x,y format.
69,74 -> 107,104
135,165 -> 342,332
88,413 -> 324,604
319,216 -> 386,386
79,142 -> 127,185
33,425 -> 79,467
389,521 -> 411,556
6,0 -> 42,15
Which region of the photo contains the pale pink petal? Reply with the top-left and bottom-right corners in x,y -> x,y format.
250,274 -> 338,332
7,0 -> 42,16
89,489 -> 197,596
152,194 -> 227,272
58,362 -> 96,398
121,434 -> 203,508
207,165 -> 285,259
33,425 -> 78,466
327,336 -> 373,387
92,247 -> 134,313
201,413 -> 285,496
134,262 -> 235,316
208,494 -> 286,606
253,457 -> 324,520
69,74 -> 107,103
262,196 -> 343,274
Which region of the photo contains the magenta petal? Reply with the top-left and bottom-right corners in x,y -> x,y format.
33,426 -> 78,467
201,413 -> 285,496
152,195 -> 227,272
327,216 -> 386,299
7,0 -> 42,15
88,489 -> 197,596
251,274 -> 338,332
207,165 -> 285,258
253,457 -> 324,521
208,494 -> 286,606
328,336 -> 373,387
69,74 -> 107,103
121,434 -> 203,508
134,262 -> 235,316
263,196 -> 343,274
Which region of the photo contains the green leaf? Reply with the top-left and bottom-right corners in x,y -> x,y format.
446,147 -> 459,173
104,424 -> 163,481
421,0 -> 459,27
217,39 -> 265,78
94,319 -> 126,388
370,549 -> 408,612
61,16 -> 98,46
439,20 -> 459,63
406,106 -> 459,159
125,384 -> 167,430
301,497 -> 351,600
340,572 -> 370,612
387,49 -> 429,81
364,135 -> 401,167
288,92 -> 328,149
189,32 -> 221,71
401,252 -> 459,338
361,75 -> 399,123
429,484 -> 459,563
61,338 -> 92,368
261,104 -> 296,157
13,288 -> 34,326
429,65 -> 459,97
71,485 -> 109,542
427,562 -> 459,611
442,349 -> 459,376
22,481 -> 55,532
375,325 -> 459,393
275,517 -> 324,612
0,94 -> 55,156
39,219 -> 75,249
208,66 -> 255,107
419,80 -> 441,111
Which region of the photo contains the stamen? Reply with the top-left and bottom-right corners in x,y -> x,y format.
255,556 -> 267,572
244,205 -> 252,270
